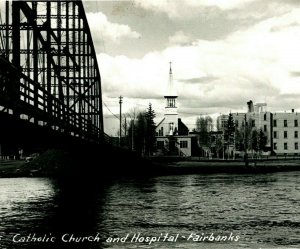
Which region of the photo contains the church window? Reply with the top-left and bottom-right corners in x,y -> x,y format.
180,141 -> 188,148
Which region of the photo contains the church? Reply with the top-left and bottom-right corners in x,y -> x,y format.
155,63 -> 194,157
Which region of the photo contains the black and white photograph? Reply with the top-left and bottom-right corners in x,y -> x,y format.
0,0 -> 299,248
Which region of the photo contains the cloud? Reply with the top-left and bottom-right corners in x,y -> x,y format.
86,12 -> 140,43
99,5 -> 300,133
180,76 -> 219,84
134,0 -> 258,19
226,1 -> 293,22
290,71 -> 300,77
168,31 -> 193,46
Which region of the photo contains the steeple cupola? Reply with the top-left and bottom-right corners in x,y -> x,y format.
164,62 -> 178,109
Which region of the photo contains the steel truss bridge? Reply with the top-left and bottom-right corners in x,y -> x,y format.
0,0 -> 104,151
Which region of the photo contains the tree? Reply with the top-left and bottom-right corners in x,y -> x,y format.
250,129 -> 259,152
249,128 -> 267,155
258,128 -> 267,152
195,116 -> 213,156
126,104 -> 156,156
145,103 -> 156,156
223,113 -> 236,159
234,117 -> 267,157
234,128 -> 244,151
214,133 -> 223,158
225,113 -> 235,145
126,108 -> 138,151
135,112 -> 147,156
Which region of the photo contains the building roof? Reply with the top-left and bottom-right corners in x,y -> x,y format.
156,117 -> 165,128
178,118 -> 189,135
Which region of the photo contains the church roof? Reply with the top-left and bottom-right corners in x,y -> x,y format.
178,118 -> 189,135
156,117 -> 165,128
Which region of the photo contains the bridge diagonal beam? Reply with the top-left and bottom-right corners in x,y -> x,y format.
0,0 -> 104,143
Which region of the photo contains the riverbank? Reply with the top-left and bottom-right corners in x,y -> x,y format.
1,149 -> 300,178
158,160 -> 300,174
0,159 -> 27,177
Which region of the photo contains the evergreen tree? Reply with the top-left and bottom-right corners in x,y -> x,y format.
135,112 -> 147,155
235,128 -> 244,151
258,128 -> 267,152
127,104 -> 156,156
225,113 -> 235,145
145,103 -> 156,155
234,117 -> 267,155
251,129 -> 259,152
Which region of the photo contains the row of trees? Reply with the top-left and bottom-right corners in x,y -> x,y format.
195,114 -> 268,158
226,113 -> 267,153
121,103 -> 156,156
116,104 -> 267,158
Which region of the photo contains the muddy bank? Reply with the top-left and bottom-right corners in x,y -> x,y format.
1,149 -> 300,179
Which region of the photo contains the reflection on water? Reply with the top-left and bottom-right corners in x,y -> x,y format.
0,172 -> 299,249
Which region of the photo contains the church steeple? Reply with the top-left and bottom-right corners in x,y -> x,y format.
165,61 -> 177,98
164,62 -> 177,109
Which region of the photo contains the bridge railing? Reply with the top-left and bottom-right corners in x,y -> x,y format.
0,56 -> 102,142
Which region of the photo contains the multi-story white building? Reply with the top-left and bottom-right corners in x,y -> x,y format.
272,111 -> 300,155
217,100 -> 300,155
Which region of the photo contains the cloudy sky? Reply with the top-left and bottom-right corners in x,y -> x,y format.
83,0 -> 300,135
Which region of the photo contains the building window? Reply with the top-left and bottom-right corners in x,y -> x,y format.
157,141 -> 164,150
284,120 -> 287,127
284,143 -> 288,150
222,121 -> 226,128
284,131 -> 287,138
273,119 -> 277,127
273,131 -> 277,139
158,127 -> 164,136
264,113 -> 267,121
252,120 -> 255,127
274,143 -> 277,150
295,131 -> 298,138
180,141 -> 188,148
264,125 -> 267,132
168,99 -> 175,107
169,122 -> 174,134
295,120 -> 298,127
295,142 -> 298,150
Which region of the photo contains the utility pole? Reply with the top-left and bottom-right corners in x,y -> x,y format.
119,96 -> 123,146
233,131 -> 236,160
244,114 -> 248,166
125,117 -> 127,146
222,133 -> 225,160
131,119 -> 134,151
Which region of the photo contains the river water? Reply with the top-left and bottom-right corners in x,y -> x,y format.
0,172 -> 299,249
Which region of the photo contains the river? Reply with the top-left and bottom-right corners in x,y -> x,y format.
0,172 -> 299,249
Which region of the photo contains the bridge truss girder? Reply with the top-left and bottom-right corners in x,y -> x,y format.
0,1 -> 103,143
0,0 -> 103,142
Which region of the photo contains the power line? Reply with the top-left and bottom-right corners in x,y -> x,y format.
121,99 -> 209,116
104,98 -> 214,118
103,101 -> 119,120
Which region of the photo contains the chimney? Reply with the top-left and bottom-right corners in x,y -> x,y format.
247,100 -> 254,113
292,109 -> 295,113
